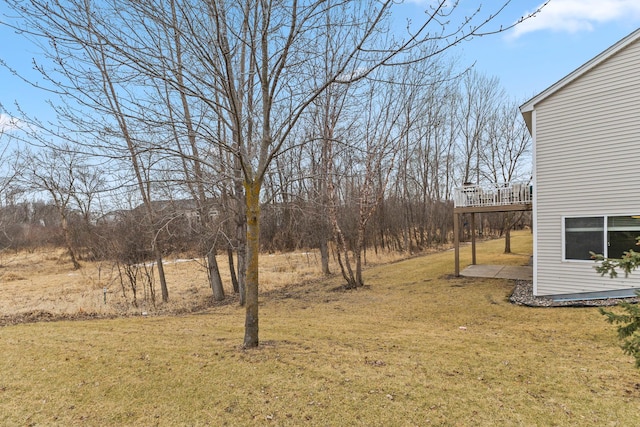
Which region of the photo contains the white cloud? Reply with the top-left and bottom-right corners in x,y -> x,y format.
0,114 -> 20,133
511,0 -> 640,39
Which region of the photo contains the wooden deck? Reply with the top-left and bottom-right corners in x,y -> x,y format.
453,182 -> 532,213
453,181 -> 533,276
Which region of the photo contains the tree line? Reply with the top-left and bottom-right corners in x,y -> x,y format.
1,1 -> 541,347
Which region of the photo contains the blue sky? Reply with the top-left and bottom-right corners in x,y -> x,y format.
398,0 -> 640,103
2,0 -> 640,128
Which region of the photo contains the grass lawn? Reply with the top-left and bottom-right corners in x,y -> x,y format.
1,231 -> 639,425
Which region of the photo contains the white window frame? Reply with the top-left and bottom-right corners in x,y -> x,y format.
607,216 -> 640,259
562,216 -> 604,262
562,215 -> 640,262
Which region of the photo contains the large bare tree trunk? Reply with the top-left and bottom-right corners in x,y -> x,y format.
235,163 -> 247,306
154,249 -> 168,302
207,251 -> 225,301
243,179 -> 261,348
319,237 -> 331,276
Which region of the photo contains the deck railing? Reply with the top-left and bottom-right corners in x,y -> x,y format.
453,181 -> 532,208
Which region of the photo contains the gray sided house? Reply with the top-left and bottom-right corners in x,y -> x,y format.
520,28 -> 640,300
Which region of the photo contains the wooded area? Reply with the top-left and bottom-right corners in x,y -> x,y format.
0,1 -> 540,346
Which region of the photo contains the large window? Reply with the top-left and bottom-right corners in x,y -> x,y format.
608,216 -> 640,259
565,217 -> 604,260
564,215 -> 640,261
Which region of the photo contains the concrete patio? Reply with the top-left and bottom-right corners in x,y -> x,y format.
460,264 -> 533,281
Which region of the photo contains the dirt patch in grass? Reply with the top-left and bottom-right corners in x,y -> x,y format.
0,309 -> 116,326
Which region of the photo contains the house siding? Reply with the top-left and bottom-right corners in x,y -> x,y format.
534,39 -> 640,296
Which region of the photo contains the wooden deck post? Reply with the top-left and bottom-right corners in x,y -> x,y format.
454,211 -> 460,276
471,212 -> 476,265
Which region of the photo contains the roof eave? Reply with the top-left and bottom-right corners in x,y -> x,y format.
520,109 -> 533,134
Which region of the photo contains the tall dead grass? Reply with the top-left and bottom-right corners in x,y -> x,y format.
0,243 -> 423,318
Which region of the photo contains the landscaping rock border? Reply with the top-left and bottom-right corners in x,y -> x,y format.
510,280 -> 640,307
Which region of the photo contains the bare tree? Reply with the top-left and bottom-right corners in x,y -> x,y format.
5,0 -> 546,347
456,70 -> 505,185
481,99 -> 531,185
390,54 -> 458,252
18,146 -> 85,269
148,2 -> 227,301
481,98 -> 532,252
3,0 -> 177,301
328,68 -> 411,288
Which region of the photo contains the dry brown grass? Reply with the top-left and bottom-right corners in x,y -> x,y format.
0,244 -> 419,318
1,232 -> 639,426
